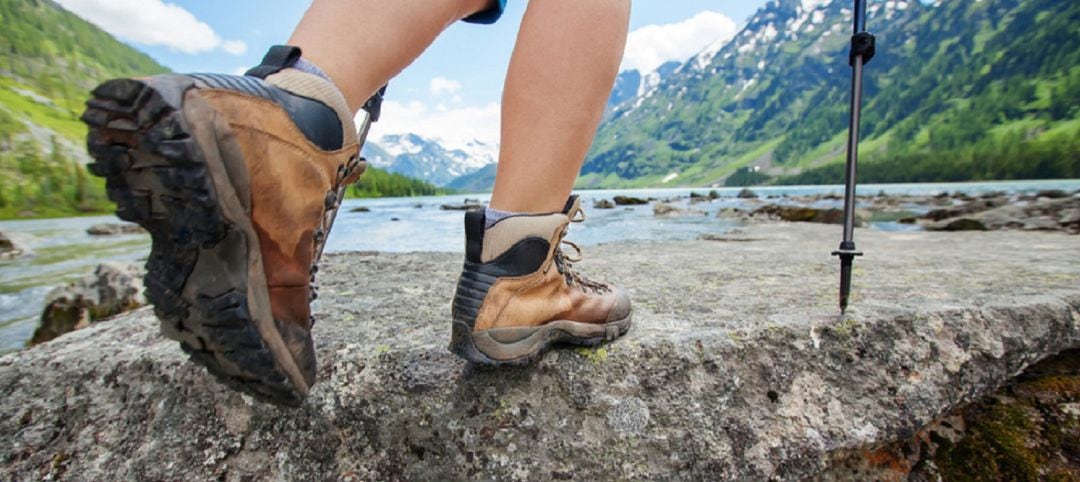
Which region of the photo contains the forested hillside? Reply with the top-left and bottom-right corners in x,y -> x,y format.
0,0 -> 168,218
0,0 -> 447,218
583,0 -> 1080,188
347,166 -> 451,198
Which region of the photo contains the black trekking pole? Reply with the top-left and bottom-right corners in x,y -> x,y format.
832,0 -> 876,313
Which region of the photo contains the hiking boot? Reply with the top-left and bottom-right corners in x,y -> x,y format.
81,46 -> 364,406
449,195 -> 632,364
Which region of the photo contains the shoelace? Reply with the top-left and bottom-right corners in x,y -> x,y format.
551,206 -> 612,295
308,154 -> 365,306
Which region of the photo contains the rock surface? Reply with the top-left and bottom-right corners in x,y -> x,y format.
2,224 -> 1079,480
29,262 -> 146,346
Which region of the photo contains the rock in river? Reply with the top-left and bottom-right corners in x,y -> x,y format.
749,204 -> 862,226
0,231 -> 31,259
930,196 -> 1080,234
593,199 -> 615,209
924,217 -> 989,232
440,203 -> 484,211
86,223 -> 146,236
653,202 -> 705,217
737,188 -> 759,199
613,195 -> 648,206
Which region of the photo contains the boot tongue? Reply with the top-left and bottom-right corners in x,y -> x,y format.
561,195 -> 580,214
561,195 -> 584,222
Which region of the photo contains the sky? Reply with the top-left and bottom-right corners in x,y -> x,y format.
55,0 -> 769,149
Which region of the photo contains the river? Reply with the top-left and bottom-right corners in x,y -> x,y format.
2,180 -> 1078,353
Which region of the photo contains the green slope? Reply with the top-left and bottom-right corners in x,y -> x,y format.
0,0 -> 168,218
347,166 -> 452,198
584,0 -> 1080,188
0,0 -> 445,218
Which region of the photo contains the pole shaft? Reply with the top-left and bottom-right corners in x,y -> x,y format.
842,0 -> 869,244
843,58 -> 863,243
853,0 -> 868,34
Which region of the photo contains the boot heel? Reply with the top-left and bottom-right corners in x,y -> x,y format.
448,321 -> 498,365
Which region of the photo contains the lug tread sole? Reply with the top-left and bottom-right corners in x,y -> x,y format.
83,77 -> 303,406
448,316 -> 632,367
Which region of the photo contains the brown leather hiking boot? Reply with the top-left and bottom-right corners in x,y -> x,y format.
81,46 -> 365,406
449,195 -> 632,364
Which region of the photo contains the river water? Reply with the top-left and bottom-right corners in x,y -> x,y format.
2,180 -> 1078,353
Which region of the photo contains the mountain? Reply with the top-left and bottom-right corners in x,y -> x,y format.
445,162 -> 497,193
0,0 -> 168,217
607,70 -> 641,109
581,0 -> 1080,188
606,61 -> 681,112
362,133 -> 498,187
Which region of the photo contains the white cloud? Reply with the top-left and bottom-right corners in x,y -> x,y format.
362,100 -> 501,150
429,76 -> 464,103
621,11 -> 738,73
56,0 -> 247,55
221,40 -> 248,55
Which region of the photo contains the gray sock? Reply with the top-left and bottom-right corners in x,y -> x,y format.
291,57 -> 332,82
484,206 -> 524,229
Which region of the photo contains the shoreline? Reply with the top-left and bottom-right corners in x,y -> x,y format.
2,183 -> 1078,352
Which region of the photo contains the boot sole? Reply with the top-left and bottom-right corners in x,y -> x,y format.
82,76 -> 310,406
448,315 -> 632,366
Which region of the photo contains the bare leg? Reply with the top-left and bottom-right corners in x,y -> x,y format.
489,0 -> 631,213
288,0 -> 492,112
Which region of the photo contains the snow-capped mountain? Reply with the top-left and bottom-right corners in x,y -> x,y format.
361,133 -> 498,187
606,61 -> 683,114
584,0 -> 928,187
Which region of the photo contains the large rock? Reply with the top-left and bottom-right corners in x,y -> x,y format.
1,224 -> 1079,480
29,262 -> 146,346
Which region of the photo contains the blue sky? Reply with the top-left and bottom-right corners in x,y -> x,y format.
57,0 -> 768,147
